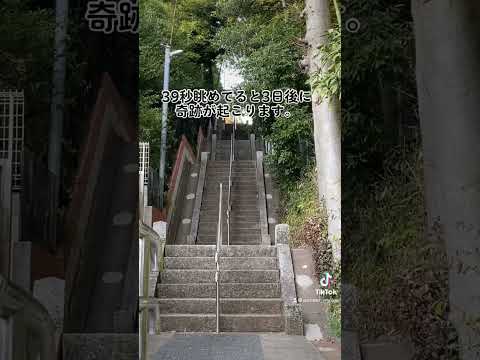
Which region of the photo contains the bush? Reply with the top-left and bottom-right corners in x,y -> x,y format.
343,144 -> 458,359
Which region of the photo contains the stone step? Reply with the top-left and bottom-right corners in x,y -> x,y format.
200,214 -> 259,221
200,207 -> 258,213
199,222 -> 259,230
204,190 -> 257,195
202,196 -> 258,201
206,169 -> 256,173
203,189 -> 257,195
200,209 -> 258,215
158,314 -> 284,332
196,235 -> 261,245
199,221 -> 259,228
197,231 -> 260,238
205,183 -> 256,188
196,238 -> 261,246
164,256 -> 276,270
206,175 -> 257,180
204,182 -> 257,188
157,283 -> 281,298
165,245 -> 276,258
198,226 -> 260,232
157,298 -> 283,314
207,166 -> 255,171
198,230 -> 260,239
160,269 -> 279,284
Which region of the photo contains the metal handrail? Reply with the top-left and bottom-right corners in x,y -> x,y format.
226,117 -> 235,246
215,182 -> 223,333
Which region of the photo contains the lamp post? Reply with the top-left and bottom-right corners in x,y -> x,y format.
158,45 -> 183,209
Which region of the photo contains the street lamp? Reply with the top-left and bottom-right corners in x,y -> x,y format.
158,45 -> 183,209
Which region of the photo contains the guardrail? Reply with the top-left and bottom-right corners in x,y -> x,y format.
215,182 -> 223,333
226,117 -> 236,246
0,274 -> 56,359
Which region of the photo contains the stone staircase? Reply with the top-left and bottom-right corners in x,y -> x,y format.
156,245 -> 284,332
197,159 -> 261,245
155,138 -> 292,334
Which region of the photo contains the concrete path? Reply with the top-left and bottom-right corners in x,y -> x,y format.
291,248 -> 340,360
148,334 -> 327,360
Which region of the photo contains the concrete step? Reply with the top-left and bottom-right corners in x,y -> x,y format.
157,283 -> 281,298
206,174 -> 256,180
206,169 -> 256,174
204,183 -> 257,188
158,314 -> 284,332
207,165 -> 255,169
157,298 -> 283,314
204,188 -> 257,194
203,191 -> 257,197
200,208 -> 258,214
197,228 -> 260,235
201,200 -> 258,207
196,235 -> 261,245
199,223 -> 260,231
200,214 -> 259,221
197,231 -> 260,239
196,238 -> 262,246
208,161 -> 255,165
164,245 -> 276,258
164,256 -> 277,270
160,269 -> 279,284
201,198 -> 258,205
205,183 -> 257,188
199,221 -> 259,229
200,207 -> 258,214
198,230 -> 260,239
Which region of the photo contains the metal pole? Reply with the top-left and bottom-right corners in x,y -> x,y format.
158,45 -> 171,209
49,0 -> 68,177
48,0 -> 69,252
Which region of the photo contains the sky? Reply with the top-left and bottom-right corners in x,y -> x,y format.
219,62 -> 253,125
220,62 -> 243,90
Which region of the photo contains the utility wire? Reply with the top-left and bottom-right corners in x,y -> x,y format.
169,0 -> 178,46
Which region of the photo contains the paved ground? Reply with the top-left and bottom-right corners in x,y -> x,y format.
148,334 -> 327,360
291,248 -> 340,360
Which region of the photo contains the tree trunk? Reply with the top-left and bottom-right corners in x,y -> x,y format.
412,1 -> 480,357
305,0 -> 341,263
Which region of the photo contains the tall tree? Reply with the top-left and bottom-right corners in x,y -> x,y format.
305,0 -> 341,263
412,1 -> 480,357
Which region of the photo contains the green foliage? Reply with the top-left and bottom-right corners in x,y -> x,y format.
215,0 -> 314,181
265,107 -> 313,186
140,0 -> 220,91
215,2 -> 306,92
140,0 -> 221,174
343,145 -> 456,358
281,168 -> 321,238
309,27 -> 341,99
328,300 -> 341,338
139,92 -> 162,165
342,0 -> 416,178
0,3 -> 54,90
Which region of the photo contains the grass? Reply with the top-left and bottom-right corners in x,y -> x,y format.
343,145 -> 458,359
279,167 -> 341,339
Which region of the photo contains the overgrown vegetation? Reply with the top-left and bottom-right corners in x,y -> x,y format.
340,0 -> 457,357
344,144 -> 457,358
279,168 -> 340,337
